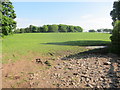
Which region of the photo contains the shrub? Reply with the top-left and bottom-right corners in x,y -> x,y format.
110,20 -> 120,54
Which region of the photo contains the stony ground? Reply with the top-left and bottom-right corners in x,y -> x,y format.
2,52 -> 120,88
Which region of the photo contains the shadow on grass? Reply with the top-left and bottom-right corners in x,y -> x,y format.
61,47 -> 110,59
43,40 -> 110,46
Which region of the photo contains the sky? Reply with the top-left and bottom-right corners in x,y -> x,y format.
12,0 -> 115,31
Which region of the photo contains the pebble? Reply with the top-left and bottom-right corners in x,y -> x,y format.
99,78 -> 104,81
103,62 -> 111,65
68,67 -> 73,70
73,73 -> 79,75
86,84 -> 93,88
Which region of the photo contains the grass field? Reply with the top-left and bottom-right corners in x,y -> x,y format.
2,32 -> 111,63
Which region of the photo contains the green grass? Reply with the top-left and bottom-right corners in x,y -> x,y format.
2,32 -> 111,63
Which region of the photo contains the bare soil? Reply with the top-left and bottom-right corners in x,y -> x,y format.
2,52 -> 120,88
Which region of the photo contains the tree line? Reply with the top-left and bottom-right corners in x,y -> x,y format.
14,24 -> 83,33
88,29 -> 112,33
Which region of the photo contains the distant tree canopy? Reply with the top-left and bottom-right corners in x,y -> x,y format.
88,29 -> 96,32
47,24 -> 58,32
88,29 -> 112,33
1,0 -> 16,36
110,0 -> 120,26
96,29 -> 112,33
14,24 -> 83,33
58,24 -> 68,32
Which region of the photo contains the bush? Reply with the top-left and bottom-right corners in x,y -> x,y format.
110,20 -> 120,54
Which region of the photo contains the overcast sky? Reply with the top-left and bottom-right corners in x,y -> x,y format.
12,0 -> 115,31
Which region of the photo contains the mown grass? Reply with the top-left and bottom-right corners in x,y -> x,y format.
2,32 -> 111,63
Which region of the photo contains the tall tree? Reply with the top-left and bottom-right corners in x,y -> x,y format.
1,0 -> 16,36
110,0 -> 120,54
110,0 -> 120,26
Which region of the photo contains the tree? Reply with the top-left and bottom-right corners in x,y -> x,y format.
110,0 -> 120,26
58,24 -> 67,32
1,0 -> 16,36
67,26 -> 74,32
42,25 -> 48,32
89,29 -> 96,32
110,20 -> 120,54
38,26 -> 43,32
32,26 -> 38,32
20,28 -> 24,33
74,26 -> 83,32
48,24 -> 58,32
110,0 -> 120,54
24,27 -> 30,33
29,25 -> 38,33
14,28 -> 20,33
97,29 -> 102,32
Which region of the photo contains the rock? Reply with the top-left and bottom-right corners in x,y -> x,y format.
61,57 -> 68,60
14,75 -> 20,79
81,75 -> 88,78
5,73 -> 8,77
103,62 -> 111,65
76,61 -> 80,64
86,78 -> 89,82
117,59 -> 120,64
99,78 -> 103,81
68,67 -> 73,70
54,73 -> 58,76
109,74 -> 114,77
36,58 -> 43,64
82,71 -> 87,74
101,75 -> 105,78
58,63 -> 60,65
86,84 -> 93,88
118,64 -> 120,67
48,52 -> 54,56
54,66 -> 57,69
56,66 -> 62,69
73,73 -> 79,75
96,85 -> 100,88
